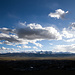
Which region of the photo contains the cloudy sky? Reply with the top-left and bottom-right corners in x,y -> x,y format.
0,0 -> 75,53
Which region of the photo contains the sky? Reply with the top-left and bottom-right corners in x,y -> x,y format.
0,0 -> 75,53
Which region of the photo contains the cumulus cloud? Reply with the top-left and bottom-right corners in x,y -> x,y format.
52,22 -> 75,53
62,28 -> 74,38
33,42 -> 43,48
48,9 -> 69,19
62,22 -> 75,39
1,47 -> 6,50
0,33 -> 20,43
64,38 -> 75,42
0,47 -> 19,53
0,23 -> 62,43
33,46 -> 38,49
0,47 -> 15,51
0,22 -> 62,53
0,30 -> 29,46
17,46 -> 21,48
62,22 -> 75,43
0,33 -> 27,45
53,44 -> 75,53
23,45 -> 31,48
0,41 -> 13,45
0,27 -> 14,34
16,23 -> 62,40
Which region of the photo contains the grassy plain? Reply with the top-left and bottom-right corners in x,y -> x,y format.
0,56 -> 75,61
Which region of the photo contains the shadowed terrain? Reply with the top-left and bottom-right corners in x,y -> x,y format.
0,53 -> 75,75
0,57 -> 75,75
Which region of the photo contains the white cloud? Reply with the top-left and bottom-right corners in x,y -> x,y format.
16,23 -> 62,40
49,43 -> 53,45
0,33 -> 10,38
33,46 -> 38,49
3,41 -> 14,45
0,33 -> 21,43
0,27 -> 14,34
1,47 -> 6,50
33,42 -> 43,48
0,47 -> 20,53
62,22 -> 75,43
62,22 -> 75,42
48,9 -> 69,19
0,47 -> 15,51
53,44 -> 75,53
19,22 -> 26,26
62,28 -> 74,38
0,22 -> 62,53
0,23 -> 62,46
27,23 -> 42,29
23,45 -> 31,48
64,38 -> 75,42
17,46 -> 21,48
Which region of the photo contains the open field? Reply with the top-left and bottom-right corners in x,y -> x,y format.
0,56 -> 75,61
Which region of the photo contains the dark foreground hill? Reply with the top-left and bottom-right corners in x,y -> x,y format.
0,60 -> 75,75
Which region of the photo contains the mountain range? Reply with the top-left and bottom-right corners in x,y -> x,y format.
0,51 -> 75,57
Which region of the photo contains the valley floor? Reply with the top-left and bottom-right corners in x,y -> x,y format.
0,56 -> 75,61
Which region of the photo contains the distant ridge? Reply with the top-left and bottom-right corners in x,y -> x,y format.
0,51 -> 75,57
